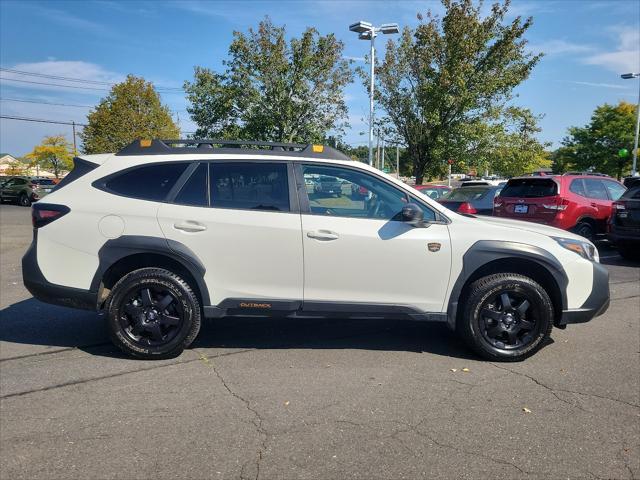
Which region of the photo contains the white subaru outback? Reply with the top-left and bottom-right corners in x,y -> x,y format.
22,139 -> 609,361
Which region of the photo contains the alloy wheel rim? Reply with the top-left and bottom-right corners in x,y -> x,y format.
118,285 -> 184,347
478,289 -> 538,350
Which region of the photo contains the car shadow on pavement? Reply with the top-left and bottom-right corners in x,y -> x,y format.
0,298 -> 479,361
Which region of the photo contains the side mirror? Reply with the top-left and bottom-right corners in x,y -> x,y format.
401,203 -> 424,227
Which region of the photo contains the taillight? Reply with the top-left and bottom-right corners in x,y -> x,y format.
613,201 -> 626,211
31,203 -> 70,228
457,202 -> 477,214
542,196 -> 568,211
494,198 -> 503,208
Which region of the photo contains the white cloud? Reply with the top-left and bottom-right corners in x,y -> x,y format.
568,81 -> 631,90
583,27 -> 640,73
529,39 -> 594,56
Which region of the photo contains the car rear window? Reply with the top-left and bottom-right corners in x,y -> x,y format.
210,162 -> 290,212
32,178 -> 56,186
441,187 -> 490,201
104,163 -> 189,201
622,186 -> 640,200
500,178 -> 557,198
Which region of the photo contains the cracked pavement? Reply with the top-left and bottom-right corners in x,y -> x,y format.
1,204 -> 639,479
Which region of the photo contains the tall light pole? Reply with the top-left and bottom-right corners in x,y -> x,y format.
621,72 -> 640,177
349,21 -> 399,167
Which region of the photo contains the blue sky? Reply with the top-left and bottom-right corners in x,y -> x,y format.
0,0 -> 638,156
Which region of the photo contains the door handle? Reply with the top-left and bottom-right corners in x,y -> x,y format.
590,203 -> 598,207
307,230 -> 339,241
174,221 -> 207,232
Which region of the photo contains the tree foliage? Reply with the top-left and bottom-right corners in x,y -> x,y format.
26,135 -> 73,178
365,0 -> 541,183
81,75 -> 179,154
184,17 -> 353,143
554,101 -> 637,179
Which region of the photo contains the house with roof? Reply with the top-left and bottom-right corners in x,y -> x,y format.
0,153 -> 56,177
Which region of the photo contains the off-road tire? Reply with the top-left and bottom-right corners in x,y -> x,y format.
457,273 -> 554,362
106,268 -> 201,359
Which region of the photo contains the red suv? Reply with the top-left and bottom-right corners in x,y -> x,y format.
494,174 -> 626,238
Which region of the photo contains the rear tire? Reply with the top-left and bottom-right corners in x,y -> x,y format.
18,193 -> 31,207
573,221 -> 594,240
457,273 -> 553,362
105,268 -> 201,359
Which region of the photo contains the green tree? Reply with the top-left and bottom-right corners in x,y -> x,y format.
557,101 -> 637,179
26,135 -> 73,178
365,0 -> 542,184
81,75 -> 179,154
184,17 -> 353,143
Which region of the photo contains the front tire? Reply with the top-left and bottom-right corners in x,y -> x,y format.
18,193 -> 31,207
618,242 -> 640,261
106,268 -> 201,359
457,273 -> 553,362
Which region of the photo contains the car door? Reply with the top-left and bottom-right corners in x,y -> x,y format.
0,178 -> 16,200
157,161 -> 304,308
297,163 -> 452,313
583,178 -> 611,225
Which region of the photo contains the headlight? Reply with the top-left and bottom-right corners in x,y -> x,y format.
552,237 -> 598,262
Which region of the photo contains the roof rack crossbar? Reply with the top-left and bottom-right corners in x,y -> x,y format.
115,139 -> 352,161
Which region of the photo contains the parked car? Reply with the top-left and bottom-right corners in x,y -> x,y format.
494,174 -> 626,239
0,176 -> 56,206
609,183 -> 640,260
413,184 -> 452,200
314,175 -> 343,196
438,185 -> 503,215
23,139 -> 609,362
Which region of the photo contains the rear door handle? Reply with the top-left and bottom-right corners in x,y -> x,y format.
307,230 -> 339,241
174,221 -> 207,232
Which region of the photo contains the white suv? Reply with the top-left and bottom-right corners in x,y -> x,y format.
22,139 -> 610,361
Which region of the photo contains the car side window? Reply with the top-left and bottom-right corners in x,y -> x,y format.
569,179 -> 586,197
583,179 -> 609,200
209,162 -> 290,212
104,163 -> 189,201
302,164 -> 436,221
174,163 -> 208,207
603,180 -> 626,201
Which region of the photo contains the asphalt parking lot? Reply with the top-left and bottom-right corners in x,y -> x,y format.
0,203 -> 638,480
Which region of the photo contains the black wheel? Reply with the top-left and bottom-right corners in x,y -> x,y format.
618,242 -> 640,260
457,273 -> 553,361
18,193 -> 31,207
106,268 -> 201,359
573,221 -> 594,240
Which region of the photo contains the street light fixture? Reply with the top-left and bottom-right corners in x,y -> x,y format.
621,72 -> 640,177
349,20 -> 400,166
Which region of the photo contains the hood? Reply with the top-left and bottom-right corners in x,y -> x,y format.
476,216 -> 588,242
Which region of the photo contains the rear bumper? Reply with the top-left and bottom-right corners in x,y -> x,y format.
558,261 -> 609,325
22,232 -> 97,311
608,225 -> 640,243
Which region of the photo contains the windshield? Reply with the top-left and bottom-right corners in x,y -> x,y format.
500,178 -> 557,198
441,187 -> 490,201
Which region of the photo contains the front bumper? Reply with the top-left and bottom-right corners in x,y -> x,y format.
22,232 -> 97,311
558,261 -> 610,325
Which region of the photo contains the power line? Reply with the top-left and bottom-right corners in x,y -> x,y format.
0,97 -> 93,108
0,77 -> 109,91
0,67 -> 114,85
0,114 -> 87,127
0,68 -> 184,91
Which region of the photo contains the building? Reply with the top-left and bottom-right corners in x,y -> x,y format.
0,154 -> 56,177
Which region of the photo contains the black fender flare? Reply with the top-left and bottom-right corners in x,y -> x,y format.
446,240 -> 568,329
91,235 -> 210,305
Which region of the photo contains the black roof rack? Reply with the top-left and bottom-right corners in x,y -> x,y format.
562,171 -> 610,177
115,139 -> 351,161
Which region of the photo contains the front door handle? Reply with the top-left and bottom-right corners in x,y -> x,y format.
174,221 -> 207,233
307,230 -> 339,241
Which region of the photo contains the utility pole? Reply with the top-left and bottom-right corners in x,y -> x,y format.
396,145 -> 400,178
381,138 -> 386,171
621,72 -> 640,176
376,131 -> 381,170
72,121 -> 77,155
